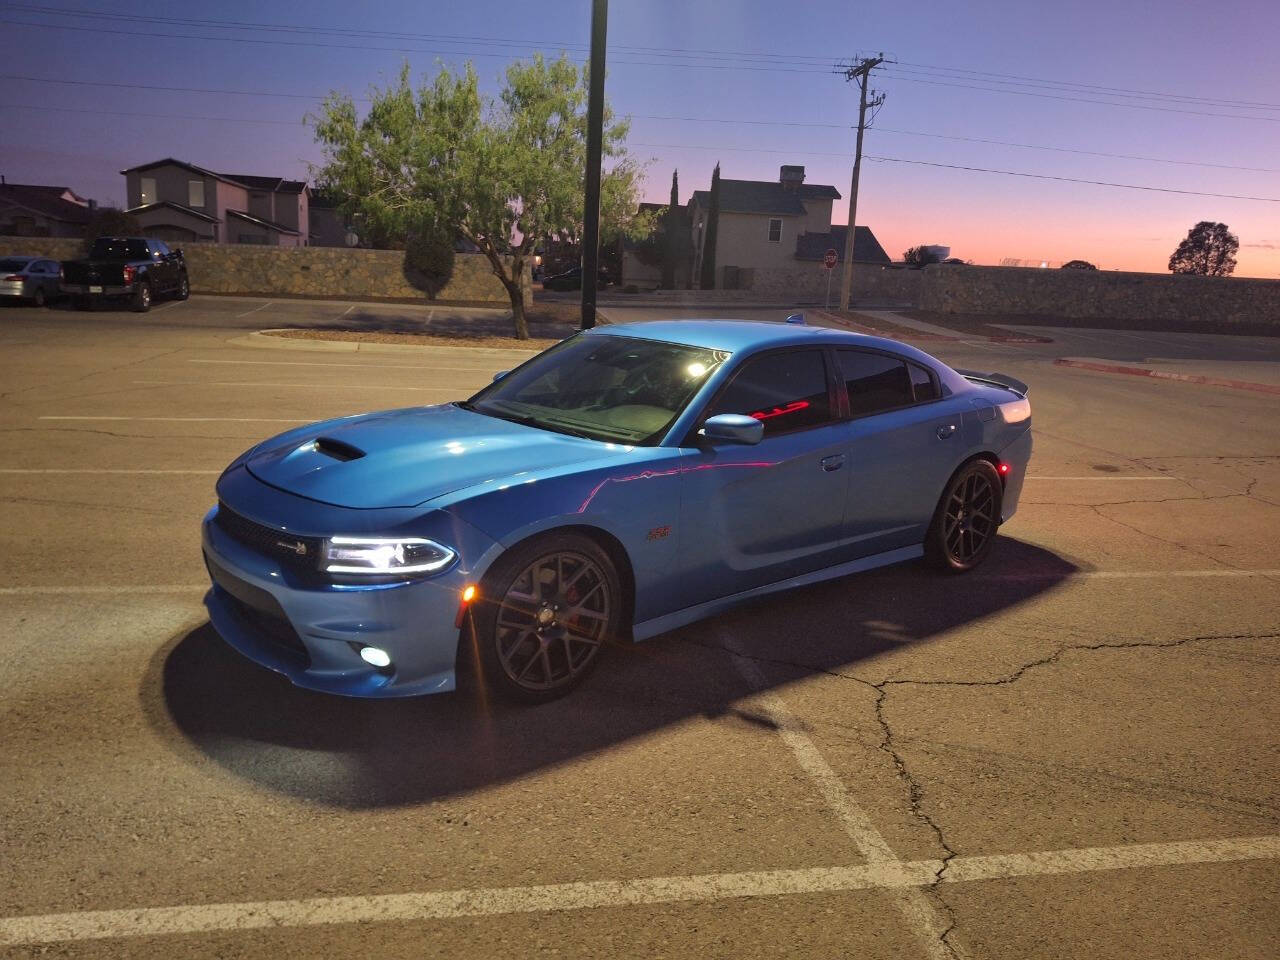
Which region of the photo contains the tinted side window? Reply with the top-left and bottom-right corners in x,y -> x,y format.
707,350 -> 834,437
837,351 -> 913,416
909,362 -> 940,402
154,241 -> 171,257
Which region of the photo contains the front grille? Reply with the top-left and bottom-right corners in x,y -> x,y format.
214,502 -> 322,570
222,590 -> 311,667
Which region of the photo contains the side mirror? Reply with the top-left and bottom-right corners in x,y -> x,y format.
491,370 -> 509,382
784,313 -> 805,325
699,413 -> 763,445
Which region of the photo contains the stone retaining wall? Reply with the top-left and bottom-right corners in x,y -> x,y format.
743,263 -> 922,305
0,236 -> 527,306
918,264 -> 1279,327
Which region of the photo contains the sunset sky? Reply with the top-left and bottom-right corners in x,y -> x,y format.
2,0 -> 1276,276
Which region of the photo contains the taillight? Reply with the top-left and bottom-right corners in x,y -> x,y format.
122,265 -> 136,284
2,275 -> 23,282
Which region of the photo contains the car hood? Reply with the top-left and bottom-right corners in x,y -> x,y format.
245,404 -> 622,509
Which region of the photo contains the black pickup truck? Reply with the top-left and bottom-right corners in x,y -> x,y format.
60,237 -> 190,312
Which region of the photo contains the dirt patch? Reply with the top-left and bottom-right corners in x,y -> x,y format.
264,328 -> 563,350
904,310 -> 1279,338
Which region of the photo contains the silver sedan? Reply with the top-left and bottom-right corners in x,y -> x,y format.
1,256 -> 62,306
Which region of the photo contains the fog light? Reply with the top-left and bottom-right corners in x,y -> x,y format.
359,645 -> 391,668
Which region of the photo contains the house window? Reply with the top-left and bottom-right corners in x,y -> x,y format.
767,218 -> 782,243
140,177 -> 157,205
188,180 -> 205,208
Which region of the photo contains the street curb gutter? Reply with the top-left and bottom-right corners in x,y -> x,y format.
227,330 -> 540,358
1054,358 -> 1280,395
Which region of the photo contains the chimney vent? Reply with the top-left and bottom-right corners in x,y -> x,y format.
779,165 -> 805,190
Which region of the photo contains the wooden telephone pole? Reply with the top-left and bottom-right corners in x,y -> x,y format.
837,55 -> 886,312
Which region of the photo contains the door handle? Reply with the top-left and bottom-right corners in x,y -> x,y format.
820,454 -> 845,472
936,424 -> 957,440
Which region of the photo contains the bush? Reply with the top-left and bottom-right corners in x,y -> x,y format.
83,207 -> 142,241
1061,259 -> 1097,270
403,228 -> 456,297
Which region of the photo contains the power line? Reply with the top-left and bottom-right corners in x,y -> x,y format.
877,70 -> 1280,121
12,2 -> 1279,112
891,60 -> 1280,111
868,127 -> 1280,173
861,156 -> 1280,202
4,76 -> 1275,173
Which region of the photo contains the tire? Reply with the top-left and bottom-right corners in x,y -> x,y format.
132,282 -> 151,313
923,459 -> 1004,572
471,533 -> 622,704
176,273 -> 190,300
32,287 -> 46,308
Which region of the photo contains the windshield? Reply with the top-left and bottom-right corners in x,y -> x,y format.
89,239 -> 149,260
466,334 -> 728,444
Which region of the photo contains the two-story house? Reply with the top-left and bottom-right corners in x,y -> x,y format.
121,159 -> 307,246
0,180 -> 93,237
688,165 -> 888,289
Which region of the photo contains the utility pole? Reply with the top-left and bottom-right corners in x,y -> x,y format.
580,0 -> 608,330
837,55 -> 886,312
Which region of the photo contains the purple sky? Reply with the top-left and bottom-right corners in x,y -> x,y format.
2,0 -> 1277,275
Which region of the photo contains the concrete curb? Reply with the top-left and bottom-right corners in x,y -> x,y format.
1053,358 -> 1280,395
227,330 -> 540,357
810,311 -> 1050,343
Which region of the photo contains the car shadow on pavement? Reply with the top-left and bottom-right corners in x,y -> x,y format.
144,537 -> 1077,809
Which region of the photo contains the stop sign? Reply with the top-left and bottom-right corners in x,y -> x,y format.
823,248 -> 838,269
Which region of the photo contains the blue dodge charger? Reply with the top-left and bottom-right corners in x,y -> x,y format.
202,319 -> 1031,702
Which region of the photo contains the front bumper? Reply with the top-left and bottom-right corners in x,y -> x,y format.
201,501 -> 487,698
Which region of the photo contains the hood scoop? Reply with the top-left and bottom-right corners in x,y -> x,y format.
312,437 -> 365,462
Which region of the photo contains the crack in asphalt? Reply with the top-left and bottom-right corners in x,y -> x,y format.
0,347 -> 185,406
678,628 -> 1278,957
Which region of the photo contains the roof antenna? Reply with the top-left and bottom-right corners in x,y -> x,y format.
784,312 -> 805,324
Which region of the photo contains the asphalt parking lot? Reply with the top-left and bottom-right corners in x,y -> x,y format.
1,296 -> 1277,959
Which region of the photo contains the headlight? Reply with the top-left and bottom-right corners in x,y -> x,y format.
322,536 -> 456,576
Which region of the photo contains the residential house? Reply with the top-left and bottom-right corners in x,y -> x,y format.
619,201 -> 692,289
688,165 -> 888,289
121,159 -> 307,246
0,181 -> 93,237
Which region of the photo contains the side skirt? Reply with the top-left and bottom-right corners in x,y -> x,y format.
631,544 -> 924,642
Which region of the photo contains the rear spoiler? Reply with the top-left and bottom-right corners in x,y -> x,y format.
955,369 -> 1029,397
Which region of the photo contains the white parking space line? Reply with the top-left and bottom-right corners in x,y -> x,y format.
722,628 -> 960,959
39,416 -> 309,423
0,469 -> 219,475
132,380 -> 456,392
3,835 -> 1274,947
188,359 -> 519,371
233,301 -> 273,319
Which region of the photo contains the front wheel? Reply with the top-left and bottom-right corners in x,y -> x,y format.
132,282 -> 151,312
176,273 -> 189,300
32,287 -> 46,308
472,534 -> 622,703
924,459 -> 1003,572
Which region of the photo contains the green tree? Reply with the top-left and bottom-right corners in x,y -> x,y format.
1061,259 -> 1097,270
699,163 -> 721,289
83,207 -> 141,241
403,221 -> 456,297
1168,221 -> 1238,277
309,56 -> 652,338
661,169 -> 679,290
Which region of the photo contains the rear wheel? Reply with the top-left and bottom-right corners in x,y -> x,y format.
472,533 -> 621,703
32,287 -> 46,308
176,273 -> 190,300
924,459 -> 1003,572
132,282 -> 151,313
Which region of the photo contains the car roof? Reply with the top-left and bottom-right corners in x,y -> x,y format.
587,319 -> 933,359
1,256 -> 35,263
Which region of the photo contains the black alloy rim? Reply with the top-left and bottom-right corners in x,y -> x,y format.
495,551 -> 611,691
944,471 -> 997,563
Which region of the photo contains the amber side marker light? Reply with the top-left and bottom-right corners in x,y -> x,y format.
455,585 -> 479,628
